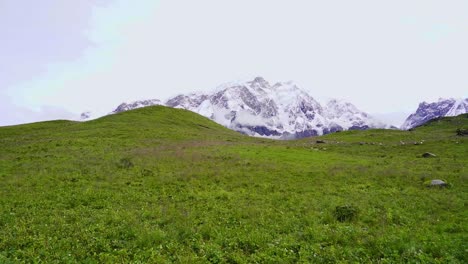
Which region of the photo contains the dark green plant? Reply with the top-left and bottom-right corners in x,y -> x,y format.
117,158 -> 134,169
334,205 -> 358,222
141,169 -> 154,177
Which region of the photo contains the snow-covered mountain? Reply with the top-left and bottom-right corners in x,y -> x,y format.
401,98 -> 468,130
106,77 -> 387,139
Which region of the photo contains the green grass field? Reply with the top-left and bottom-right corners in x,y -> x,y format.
0,106 -> 466,263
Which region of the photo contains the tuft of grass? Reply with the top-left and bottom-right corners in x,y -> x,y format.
117,158 -> 134,169
334,205 -> 359,222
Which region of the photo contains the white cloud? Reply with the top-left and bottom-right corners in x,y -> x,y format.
0,93 -> 77,126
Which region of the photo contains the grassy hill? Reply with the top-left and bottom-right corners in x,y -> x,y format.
0,106 -> 466,263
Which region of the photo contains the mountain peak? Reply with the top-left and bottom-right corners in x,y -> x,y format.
247,76 -> 271,90
112,99 -> 163,114
326,99 -> 359,112
80,112 -> 91,120
251,76 -> 267,83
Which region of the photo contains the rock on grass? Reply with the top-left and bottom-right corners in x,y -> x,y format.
424,179 -> 448,188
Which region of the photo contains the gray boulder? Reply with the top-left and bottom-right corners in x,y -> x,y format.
425,179 -> 448,187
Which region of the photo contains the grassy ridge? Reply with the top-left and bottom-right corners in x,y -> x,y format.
0,106 -> 466,263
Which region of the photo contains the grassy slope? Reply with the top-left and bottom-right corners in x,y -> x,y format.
0,106 -> 466,263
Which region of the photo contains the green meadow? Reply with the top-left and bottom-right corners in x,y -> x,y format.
0,106 -> 466,263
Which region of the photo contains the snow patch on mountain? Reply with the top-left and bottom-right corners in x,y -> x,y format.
446,98 -> 468,116
324,99 -> 387,131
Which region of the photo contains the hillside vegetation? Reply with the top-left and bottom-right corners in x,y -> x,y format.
0,106 -> 466,263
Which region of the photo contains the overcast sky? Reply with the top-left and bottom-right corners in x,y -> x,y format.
1,0 -> 467,126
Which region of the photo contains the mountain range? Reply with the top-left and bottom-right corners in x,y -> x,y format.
103,77 -> 387,139
81,77 -> 467,139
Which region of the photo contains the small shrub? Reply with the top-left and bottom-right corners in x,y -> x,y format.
141,169 -> 154,177
334,205 -> 358,222
117,158 -> 134,169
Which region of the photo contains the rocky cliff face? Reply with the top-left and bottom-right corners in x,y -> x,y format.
401,98 -> 468,130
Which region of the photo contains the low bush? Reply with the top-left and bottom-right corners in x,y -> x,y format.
334,205 -> 359,222
117,158 -> 134,169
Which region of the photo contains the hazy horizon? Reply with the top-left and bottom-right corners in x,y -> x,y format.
1,0 -> 467,126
